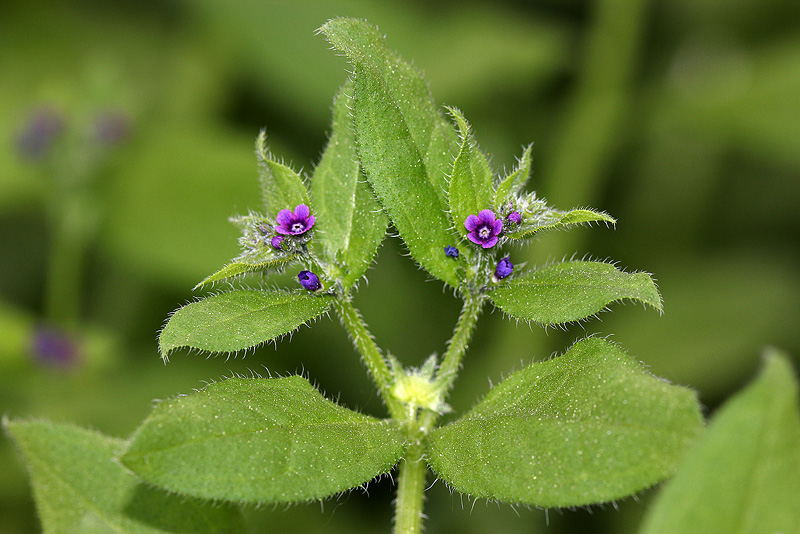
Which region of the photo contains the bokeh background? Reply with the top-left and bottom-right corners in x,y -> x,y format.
2,0 -> 799,532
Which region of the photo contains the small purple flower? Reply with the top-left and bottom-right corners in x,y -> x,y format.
507,211 -> 522,225
93,111 -> 130,146
16,108 -> 64,160
270,235 -> 284,250
444,245 -> 459,258
275,204 -> 315,236
30,326 -> 78,368
493,257 -> 514,281
465,210 -> 503,248
298,270 -> 322,291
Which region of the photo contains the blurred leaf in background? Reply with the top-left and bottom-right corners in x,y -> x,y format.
1,0 -> 799,533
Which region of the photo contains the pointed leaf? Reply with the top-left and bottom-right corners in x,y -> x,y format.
311,82 -> 387,289
426,337 -> 703,507
446,107 -> 494,232
509,207 -> 615,239
159,290 -> 333,358
3,419 -> 245,533
320,18 -> 464,287
489,260 -> 661,325
640,351 -> 800,534
256,131 -> 311,218
122,376 -> 405,503
193,254 -> 295,290
493,143 -> 533,210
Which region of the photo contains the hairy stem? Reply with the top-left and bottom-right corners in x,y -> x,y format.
394,440 -> 427,534
433,293 -> 484,394
334,297 -> 404,420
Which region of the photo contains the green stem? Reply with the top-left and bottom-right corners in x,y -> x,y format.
393,441 -> 427,534
418,292 -> 483,434
334,297 -> 404,420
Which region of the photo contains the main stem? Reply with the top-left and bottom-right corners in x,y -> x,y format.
395,292 -> 484,533
393,441 -> 427,534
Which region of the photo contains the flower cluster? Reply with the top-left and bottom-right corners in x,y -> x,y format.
458,209 -> 517,285
465,209 -> 503,249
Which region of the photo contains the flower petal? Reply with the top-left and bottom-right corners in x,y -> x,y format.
481,236 -> 499,248
294,204 -> 311,219
465,214 -> 480,232
276,208 -> 293,227
478,209 -> 496,223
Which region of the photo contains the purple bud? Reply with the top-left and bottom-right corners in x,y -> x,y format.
270,235 -> 284,250
507,211 -> 522,225
444,245 -> 459,258
493,256 -> 514,282
298,270 -> 322,291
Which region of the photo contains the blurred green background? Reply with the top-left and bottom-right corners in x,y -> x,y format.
2,0 -> 798,532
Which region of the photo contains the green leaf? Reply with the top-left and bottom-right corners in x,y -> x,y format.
311,81 -> 387,289
640,350 -> 800,534
159,289 -> 333,358
122,376 -> 405,503
446,107 -> 494,232
508,206 -> 616,239
426,337 -> 703,507
489,260 -> 662,325
256,131 -> 311,218
193,254 -> 295,290
493,143 -> 533,211
320,18 -> 463,287
3,419 -> 245,533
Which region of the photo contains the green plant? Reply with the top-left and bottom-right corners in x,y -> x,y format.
5,18 -> 798,534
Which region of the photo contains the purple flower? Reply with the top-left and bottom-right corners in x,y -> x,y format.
493,257 -> 514,281
444,245 -> 459,258
298,270 -> 322,291
275,204 -> 315,235
465,209 -> 503,248
270,235 -> 284,250
16,108 -> 64,160
507,211 -> 522,225
30,326 -> 78,368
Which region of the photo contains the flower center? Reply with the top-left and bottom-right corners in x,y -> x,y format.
292,222 -> 305,233
478,226 -> 491,239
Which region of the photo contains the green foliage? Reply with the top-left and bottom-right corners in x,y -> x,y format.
122,376 -> 405,503
506,207 -> 616,239
159,290 -> 334,358
256,131 -> 311,219
489,260 -> 662,325
640,351 -> 800,534
3,419 -> 246,533
426,337 -> 702,507
446,107 -> 494,235
493,143 -> 533,212
320,18 -> 464,288
311,82 -> 388,289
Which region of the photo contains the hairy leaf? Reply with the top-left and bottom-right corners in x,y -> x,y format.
159,290 -> 333,358
122,376 -> 405,503
193,254 -> 295,290
256,131 -> 311,219
311,81 -> 387,289
426,337 -> 702,507
489,260 -> 661,324
508,207 -> 616,239
640,351 -> 800,534
446,107 -> 494,233
493,143 -> 533,211
320,18 -> 464,287
3,419 -> 245,533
